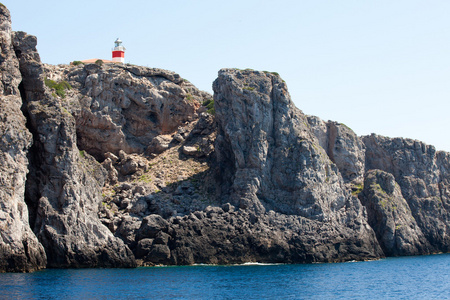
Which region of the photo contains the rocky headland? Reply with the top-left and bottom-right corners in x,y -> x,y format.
0,5 -> 449,272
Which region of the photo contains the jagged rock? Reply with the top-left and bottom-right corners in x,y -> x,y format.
116,151 -> 147,176
135,238 -> 154,258
0,5 -> 46,272
363,134 -> 450,253
359,169 -> 430,256
181,112 -> 216,158
130,197 -> 148,215
154,231 -> 171,245
43,63 -> 211,159
147,244 -> 171,264
146,135 -> 172,155
210,68 -> 382,262
12,29 -> 136,268
136,214 -> 170,240
182,145 -> 200,156
308,117 -> 365,184
102,157 -> 118,184
167,208 -> 381,265
115,216 -> 141,247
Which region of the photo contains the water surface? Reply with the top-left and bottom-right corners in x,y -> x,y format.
0,254 -> 448,299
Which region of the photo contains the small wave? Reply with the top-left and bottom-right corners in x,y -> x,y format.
237,262 -> 284,266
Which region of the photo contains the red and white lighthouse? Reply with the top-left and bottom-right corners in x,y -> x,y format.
112,38 -> 125,63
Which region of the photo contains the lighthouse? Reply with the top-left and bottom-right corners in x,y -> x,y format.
112,38 -> 126,63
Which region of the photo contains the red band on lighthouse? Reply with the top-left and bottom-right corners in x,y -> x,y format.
112,51 -> 124,58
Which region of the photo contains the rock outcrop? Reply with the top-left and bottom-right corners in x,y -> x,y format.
211,69 -> 382,261
359,169 -> 430,256
307,117 -> 365,184
363,134 -> 450,253
43,63 -> 210,160
0,5 -> 46,272
11,27 -> 136,268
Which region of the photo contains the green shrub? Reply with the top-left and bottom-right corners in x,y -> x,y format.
263,70 -> 280,76
45,78 -> 57,89
340,123 -> 353,131
72,61 -> 83,66
45,78 -> 72,99
58,81 -> 71,90
203,99 -> 215,115
95,59 -> 104,66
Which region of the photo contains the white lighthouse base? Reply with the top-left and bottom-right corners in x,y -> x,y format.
113,57 -> 124,63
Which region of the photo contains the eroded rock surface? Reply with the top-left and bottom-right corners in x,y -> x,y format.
307,117 -> 365,184
43,63 -> 210,160
359,169 -> 430,256
12,29 -> 136,268
210,68 -> 382,262
0,5 -> 46,272
363,134 -> 450,253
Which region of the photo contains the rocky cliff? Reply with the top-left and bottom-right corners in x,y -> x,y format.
43,62 -> 209,160
362,135 -> 450,254
0,6 -> 46,272
1,5 -> 449,272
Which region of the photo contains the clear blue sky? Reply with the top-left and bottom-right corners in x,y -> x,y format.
5,0 -> 450,151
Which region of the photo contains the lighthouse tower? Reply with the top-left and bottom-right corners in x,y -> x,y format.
112,38 -> 126,63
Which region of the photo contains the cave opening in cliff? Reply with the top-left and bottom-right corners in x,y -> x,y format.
18,80 -> 40,232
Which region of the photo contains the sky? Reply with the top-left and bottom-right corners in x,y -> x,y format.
4,0 -> 450,151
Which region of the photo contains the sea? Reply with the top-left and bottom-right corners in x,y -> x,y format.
0,254 -> 448,299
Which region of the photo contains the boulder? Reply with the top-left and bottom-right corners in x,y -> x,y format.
146,135 -> 172,155
136,214 -> 170,240
182,145 -> 200,156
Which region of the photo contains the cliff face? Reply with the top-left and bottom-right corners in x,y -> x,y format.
307,117 -> 365,185
12,30 -> 136,269
0,4 -> 138,270
359,169 -> 430,256
1,5 -> 450,272
0,5 -> 46,272
43,63 -> 209,160
211,69 -> 382,262
363,135 -> 450,253
214,70 -> 347,218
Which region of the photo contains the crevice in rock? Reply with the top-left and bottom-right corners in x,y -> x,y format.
14,49 -> 21,59
18,80 -> 40,232
326,122 -> 337,164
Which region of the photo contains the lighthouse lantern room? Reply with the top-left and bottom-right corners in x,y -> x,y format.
112,38 -> 126,63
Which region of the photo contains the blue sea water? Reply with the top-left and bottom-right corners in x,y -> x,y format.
0,254 -> 449,299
